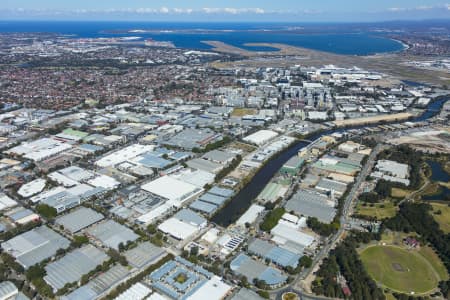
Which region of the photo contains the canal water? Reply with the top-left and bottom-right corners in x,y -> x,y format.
212,96 -> 449,227
422,160 -> 450,201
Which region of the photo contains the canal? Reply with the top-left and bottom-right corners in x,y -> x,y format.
212,96 -> 449,227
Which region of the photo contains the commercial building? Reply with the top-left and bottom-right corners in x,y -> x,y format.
230,253 -> 287,288
149,257 -> 232,300
44,245 -> 109,291
248,239 -> 301,268
1,226 -> 70,269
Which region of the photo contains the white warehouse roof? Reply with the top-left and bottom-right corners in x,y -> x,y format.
243,130 -> 278,145
141,176 -> 202,207
158,217 -> 199,240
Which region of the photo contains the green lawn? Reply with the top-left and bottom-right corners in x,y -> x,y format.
360,245 -> 439,294
418,246 -> 449,281
356,202 -> 397,220
430,203 -> 450,234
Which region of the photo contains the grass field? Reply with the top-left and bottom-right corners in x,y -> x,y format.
391,187 -> 411,198
360,245 -> 439,294
418,246 -> 449,281
356,202 -> 397,220
231,108 -> 257,117
430,202 -> 450,234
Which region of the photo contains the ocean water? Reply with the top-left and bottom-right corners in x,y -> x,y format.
0,21 -> 405,55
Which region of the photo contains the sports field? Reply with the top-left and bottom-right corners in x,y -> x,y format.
360,245 -> 440,294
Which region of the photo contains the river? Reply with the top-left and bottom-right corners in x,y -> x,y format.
212,96 -> 449,227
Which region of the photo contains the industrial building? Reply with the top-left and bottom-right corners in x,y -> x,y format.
157,210 -> 206,241
63,265 -> 130,300
280,156 -> 304,176
371,159 -> 410,186
243,130 -> 278,146
141,176 -> 203,207
124,241 -> 166,269
285,189 -> 336,224
55,207 -> 104,234
1,226 -> 70,269
271,223 -> 316,254
44,244 -> 109,291
87,220 -> 139,250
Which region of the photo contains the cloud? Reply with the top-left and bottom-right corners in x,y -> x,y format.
387,3 -> 449,12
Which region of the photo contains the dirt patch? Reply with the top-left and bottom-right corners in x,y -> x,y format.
392,262 -> 405,272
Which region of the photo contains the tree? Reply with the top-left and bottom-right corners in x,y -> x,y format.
190,246 -> 199,256
35,204 -> 57,219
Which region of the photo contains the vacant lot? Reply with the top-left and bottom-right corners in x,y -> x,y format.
360,245 -> 440,294
356,201 -> 397,220
231,108 -> 258,117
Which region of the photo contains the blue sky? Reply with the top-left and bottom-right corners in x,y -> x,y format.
1,0 -> 450,21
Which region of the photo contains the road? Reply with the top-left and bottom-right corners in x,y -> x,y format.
269,143 -> 386,299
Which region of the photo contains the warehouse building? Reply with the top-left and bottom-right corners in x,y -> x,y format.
55,207 -> 104,234
87,220 -> 139,250
231,288 -> 265,300
63,264 -> 130,300
248,239 -> 301,268
230,253 -> 287,288
270,223 -> 316,254
6,138 -> 72,162
280,156 -> 304,176
285,189 -> 336,224
44,245 -> 109,291
315,178 -> 348,196
141,176 -> 203,208
124,241 -> 166,269
1,226 -> 70,269
243,130 -> 278,145
371,159 -> 410,186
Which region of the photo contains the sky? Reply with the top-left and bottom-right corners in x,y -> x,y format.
1,0 -> 450,22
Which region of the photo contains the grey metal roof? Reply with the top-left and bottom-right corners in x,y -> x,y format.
231,288 -> 265,300
315,178 -> 348,194
87,220 -> 139,250
56,207 -> 104,233
87,264 -> 129,294
208,187 -> 234,198
186,158 -> 222,174
1,226 -> 70,269
189,200 -> 218,214
199,193 -> 227,206
285,189 -> 336,224
124,241 -> 165,269
173,209 -> 207,227
0,281 -> 17,299
202,150 -> 236,163
44,244 -> 109,291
